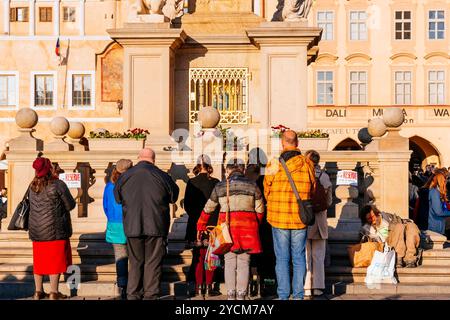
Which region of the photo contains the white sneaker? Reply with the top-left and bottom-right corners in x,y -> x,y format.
313,289 -> 324,296
304,290 -> 312,297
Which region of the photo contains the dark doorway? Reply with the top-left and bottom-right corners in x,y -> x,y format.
333,138 -> 363,151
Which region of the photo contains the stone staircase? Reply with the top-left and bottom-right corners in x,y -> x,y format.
2,224 -> 450,299
326,230 -> 450,296
0,230 -> 192,299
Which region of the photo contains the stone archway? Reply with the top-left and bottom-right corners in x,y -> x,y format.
332,138 -> 362,151
409,136 -> 441,170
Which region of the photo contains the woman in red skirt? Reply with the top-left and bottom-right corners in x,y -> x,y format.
28,157 -> 76,300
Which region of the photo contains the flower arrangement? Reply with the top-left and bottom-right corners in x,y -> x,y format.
271,125 -> 329,139
89,128 -> 149,140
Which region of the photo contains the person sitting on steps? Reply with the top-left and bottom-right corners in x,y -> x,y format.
359,205 -> 422,268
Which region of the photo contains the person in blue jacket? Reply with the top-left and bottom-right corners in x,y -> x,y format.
103,159 -> 133,299
428,170 -> 450,235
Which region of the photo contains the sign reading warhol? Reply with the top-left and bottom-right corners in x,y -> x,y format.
336,170 -> 358,186
59,173 -> 81,189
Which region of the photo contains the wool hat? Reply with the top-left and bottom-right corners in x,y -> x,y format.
115,159 -> 133,173
32,157 -> 52,178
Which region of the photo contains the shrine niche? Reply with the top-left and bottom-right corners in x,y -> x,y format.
97,42 -> 124,102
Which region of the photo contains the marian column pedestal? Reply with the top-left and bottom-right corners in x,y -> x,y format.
108,24 -> 187,151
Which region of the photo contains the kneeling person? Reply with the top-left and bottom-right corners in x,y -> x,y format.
359,205 -> 421,268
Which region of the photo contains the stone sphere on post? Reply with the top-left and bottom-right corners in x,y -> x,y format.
50,116 -> 70,137
198,106 -> 221,129
68,122 -> 86,139
357,127 -> 373,144
367,118 -> 387,137
15,108 -> 38,129
383,108 -> 405,128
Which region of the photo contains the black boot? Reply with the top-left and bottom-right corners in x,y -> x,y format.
206,284 -> 221,297
119,287 -> 127,300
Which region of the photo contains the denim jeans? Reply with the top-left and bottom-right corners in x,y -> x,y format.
272,227 -> 307,300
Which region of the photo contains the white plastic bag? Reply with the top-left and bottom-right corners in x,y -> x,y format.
364,245 -> 398,287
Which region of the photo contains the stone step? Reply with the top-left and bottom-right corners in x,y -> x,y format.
326,265 -> 450,283
0,263 -> 189,282
0,280 -> 192,299
331,282 -> 450,295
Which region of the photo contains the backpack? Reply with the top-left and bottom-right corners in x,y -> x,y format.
312,171 -> 328,213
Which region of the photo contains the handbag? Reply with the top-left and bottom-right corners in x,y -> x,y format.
347,239 -> 384,268
279,157 -> 315,226
204,241 -> 221,271
206,177 -> 234,255
7,186 -> 31,231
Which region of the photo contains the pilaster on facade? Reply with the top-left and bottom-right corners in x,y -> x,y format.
79,0 -> 85,36
29,0 -> 35,36
53,0 -> 60,36
3,0 -> 10,35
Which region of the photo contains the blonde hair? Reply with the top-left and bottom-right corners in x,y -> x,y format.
429,171 -> 448,202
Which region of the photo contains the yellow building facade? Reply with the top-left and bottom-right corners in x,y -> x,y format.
0,0 -> 449,174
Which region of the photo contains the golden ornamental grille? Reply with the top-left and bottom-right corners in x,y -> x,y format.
189,68 -> 249,125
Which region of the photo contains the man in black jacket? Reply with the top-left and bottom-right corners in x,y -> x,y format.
114,148 -> 179,300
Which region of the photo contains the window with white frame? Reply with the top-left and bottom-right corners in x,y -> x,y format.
63,7 -> 76,22
349,71 -> 367,105
317,11 -> 334,41
428,70 -> 445,104
317,71 -> 334,105
429,10 -> 445,40
34,74 -> 54,107
72,74 -> 91,107
0,74 -> 17,109
394,71 -> 412,105
349,11 -> 367,40
395,11 -> 411,40
10,7 -> 29,22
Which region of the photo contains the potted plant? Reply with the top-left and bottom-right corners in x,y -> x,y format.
270,125 -> 329,151
88,128 -> 149,151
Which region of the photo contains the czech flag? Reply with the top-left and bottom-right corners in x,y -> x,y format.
55,38 -> 60,57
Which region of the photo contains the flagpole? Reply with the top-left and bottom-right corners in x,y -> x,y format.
62,39 -> 70,109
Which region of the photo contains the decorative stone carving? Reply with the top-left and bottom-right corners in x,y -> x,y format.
357,127 -> 373,144
50,117 -> 70,136
383,108 -> 405,128
127,0 -> 184,22
162,0 -> 184,20
367,118 -> 387,137
68,122 -> 86,140
16,108 -> 39,129
198,106 -> 221,129
281,0 -> 314,21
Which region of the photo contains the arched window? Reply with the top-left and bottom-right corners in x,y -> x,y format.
333,138 -> 362,151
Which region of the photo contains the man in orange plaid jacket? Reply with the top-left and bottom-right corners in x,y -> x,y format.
264,130 -> 316,300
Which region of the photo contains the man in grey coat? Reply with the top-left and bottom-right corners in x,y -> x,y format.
114,148 -> 179,300
304,150 -> 333,298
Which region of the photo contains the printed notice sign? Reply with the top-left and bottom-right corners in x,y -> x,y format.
59,173 -> 81,189
336,170 -> 358,186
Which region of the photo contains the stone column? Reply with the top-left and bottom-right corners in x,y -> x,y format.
79,0 -> 85,36
108,25 -> 187,152
29,0 -> 35,36
53,0 -> 60,36
3,0 -> 10,35
247,22 -> 321,153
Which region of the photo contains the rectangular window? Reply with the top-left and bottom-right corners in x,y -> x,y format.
34,75 -> 54,107
394,71 -> 412,105
349,71 -> 367,105
72,74 -> 92,107
10,7 -> 29,22
349,11 -> 367,40
63,7 -> 76,22
429,10 -> 445,39
39,7 -> 52,22
317,71 -> 334,105
395,11 -> 411,40
428,71 -> 445,104
317,11 -> 334,41
0,75 -> 17,108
